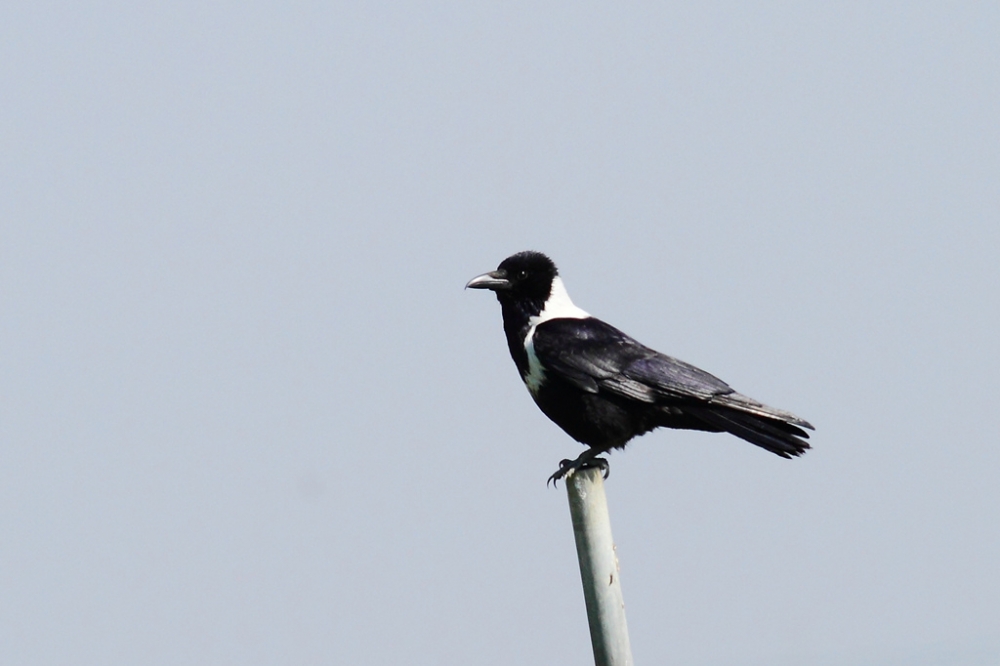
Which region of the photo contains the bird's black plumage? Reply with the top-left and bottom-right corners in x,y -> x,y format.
467,251 -> 813,483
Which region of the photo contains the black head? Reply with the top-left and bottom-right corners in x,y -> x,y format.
467,251 -> 572,366
465,251 -> 558,303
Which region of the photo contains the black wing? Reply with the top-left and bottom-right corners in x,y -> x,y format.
531,317 -> 734,402
531,317 -> 813,457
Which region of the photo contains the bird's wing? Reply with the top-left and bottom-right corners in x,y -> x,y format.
530,318 -> 734,403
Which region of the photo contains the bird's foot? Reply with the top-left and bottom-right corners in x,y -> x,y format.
547,456 -> 610,487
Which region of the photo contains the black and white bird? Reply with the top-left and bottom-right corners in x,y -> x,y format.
466,251 -> 814,484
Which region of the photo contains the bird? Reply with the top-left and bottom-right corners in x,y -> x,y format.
466,251 -> 814,484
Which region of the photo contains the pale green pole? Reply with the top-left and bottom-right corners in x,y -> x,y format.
566,467 -> 634,666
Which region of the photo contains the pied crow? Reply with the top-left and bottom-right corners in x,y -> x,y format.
466,251 -> 814,484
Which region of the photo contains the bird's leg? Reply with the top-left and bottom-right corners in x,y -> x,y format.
547,448 -> 610,487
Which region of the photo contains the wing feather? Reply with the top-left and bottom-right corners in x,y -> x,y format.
530,318 -> 732,403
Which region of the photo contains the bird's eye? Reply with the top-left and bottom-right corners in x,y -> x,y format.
517,270 -> 528,280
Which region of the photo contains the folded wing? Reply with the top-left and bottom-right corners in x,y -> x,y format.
531,318 -> 813,457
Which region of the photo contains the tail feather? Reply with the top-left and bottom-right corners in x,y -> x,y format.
709,391 -> 815,431
690,393 -> 813,458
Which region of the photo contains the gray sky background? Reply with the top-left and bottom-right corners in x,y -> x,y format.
2,3 -> 998,665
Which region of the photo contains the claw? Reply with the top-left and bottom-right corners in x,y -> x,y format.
547,456 -> 611,487
578,457 -> 610,479
591,457 -> 610,479
546,459 -> 575,488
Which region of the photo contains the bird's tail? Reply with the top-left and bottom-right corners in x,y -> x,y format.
691,392 -> 814,459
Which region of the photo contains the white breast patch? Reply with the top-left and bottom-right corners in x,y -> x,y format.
523,334 -> 545,395
521,276 -> 590,396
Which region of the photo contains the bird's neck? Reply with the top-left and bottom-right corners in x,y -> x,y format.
498,296 -> 541,377
497,277 -> 591,378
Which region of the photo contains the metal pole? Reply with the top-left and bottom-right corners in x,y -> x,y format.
566,467 -> 634,666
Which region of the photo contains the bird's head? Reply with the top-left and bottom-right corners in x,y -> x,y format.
465,251 -> 558,305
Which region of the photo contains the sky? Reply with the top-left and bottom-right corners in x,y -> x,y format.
2,3 -> 998,665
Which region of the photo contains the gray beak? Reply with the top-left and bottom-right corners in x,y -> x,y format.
465,270 -> 511,291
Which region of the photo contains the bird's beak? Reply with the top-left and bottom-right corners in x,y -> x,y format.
465,270 -> 511,291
